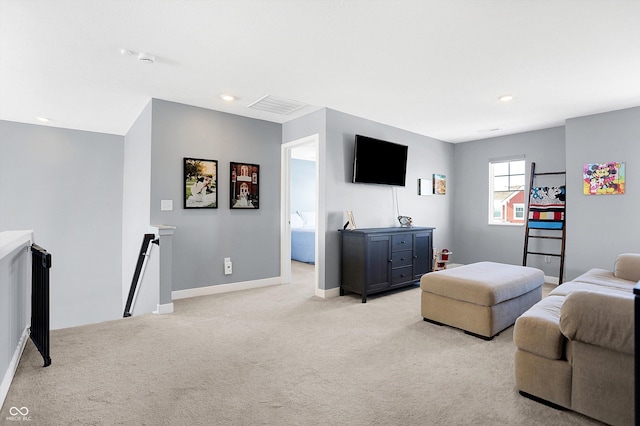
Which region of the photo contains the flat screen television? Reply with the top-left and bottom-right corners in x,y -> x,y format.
352,135 -> 408,186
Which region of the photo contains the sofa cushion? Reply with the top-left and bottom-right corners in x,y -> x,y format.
559,290 -> 634,355
514,295 -> 566,360
549,269 -> 634,297
614,253 -> 640,282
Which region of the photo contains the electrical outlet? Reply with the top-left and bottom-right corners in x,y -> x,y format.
224,257 -> 232,275
544,256 -> 551,263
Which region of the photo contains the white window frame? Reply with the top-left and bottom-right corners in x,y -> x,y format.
513,203 -> 525,220
489,158 -> 526,226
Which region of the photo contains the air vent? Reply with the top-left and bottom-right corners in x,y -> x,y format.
247,94 -> 306,115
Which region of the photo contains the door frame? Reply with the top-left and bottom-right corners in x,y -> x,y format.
280,134 -> 322,295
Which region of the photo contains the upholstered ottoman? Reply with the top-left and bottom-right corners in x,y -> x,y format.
421,262 -> 544,339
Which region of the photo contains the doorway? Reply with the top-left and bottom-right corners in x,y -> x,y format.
281,135 -> 320,295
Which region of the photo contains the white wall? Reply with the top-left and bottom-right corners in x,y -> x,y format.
0,121 -> 124,329
122,100 -> 153,308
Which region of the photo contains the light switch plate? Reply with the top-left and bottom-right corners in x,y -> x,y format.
161,200 -> 173,211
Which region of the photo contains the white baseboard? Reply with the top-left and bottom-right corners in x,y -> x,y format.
172,276 -> 282,300
544,275 -> 559,285
154,303 -> 174,314
1,326 -> 29,409
316,286 -> 340,299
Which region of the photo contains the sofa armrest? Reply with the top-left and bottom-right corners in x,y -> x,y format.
614,253 -> 640,282
559,290 -> 634,355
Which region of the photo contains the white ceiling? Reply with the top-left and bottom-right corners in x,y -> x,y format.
1,0 -> 639,143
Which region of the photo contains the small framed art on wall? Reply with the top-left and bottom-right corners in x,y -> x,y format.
230,162 -> 259,209
184,157 -> 218,209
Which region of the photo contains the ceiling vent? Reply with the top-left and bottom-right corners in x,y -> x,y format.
247,94 -> 306,115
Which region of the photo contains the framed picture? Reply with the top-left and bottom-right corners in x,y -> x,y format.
418,178 -> 434,195
184,157 -> 218,209
230,162 -> 259,209
583,161 -> 625,195
433,174 -> 446,195
346,210 -> 356,230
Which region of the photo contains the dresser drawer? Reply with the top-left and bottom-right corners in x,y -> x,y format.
391,235 -> 412,252
391,266 -> 413,286
391,250 -> 413,267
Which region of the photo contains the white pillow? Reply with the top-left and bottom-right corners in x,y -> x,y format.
298,211 -> 316,229
290,213 -> 304,228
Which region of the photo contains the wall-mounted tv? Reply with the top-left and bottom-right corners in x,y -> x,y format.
352,134 -> 408,186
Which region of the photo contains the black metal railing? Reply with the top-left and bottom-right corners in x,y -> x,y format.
123,234 -> 158,317
30,243 -> 51,367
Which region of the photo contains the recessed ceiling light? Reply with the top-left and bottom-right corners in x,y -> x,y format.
36,117 -> 50,123
499,94 -> 514,102
220,94 -> 235,102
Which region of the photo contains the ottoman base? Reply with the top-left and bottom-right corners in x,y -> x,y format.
420,262 -> 544,339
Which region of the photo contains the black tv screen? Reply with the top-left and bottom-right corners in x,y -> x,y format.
352,135 -> 408,186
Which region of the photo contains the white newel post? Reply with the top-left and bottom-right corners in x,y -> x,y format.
151,225 -> 175,314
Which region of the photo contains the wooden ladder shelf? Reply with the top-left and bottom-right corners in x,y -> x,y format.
522,162 -> 567,283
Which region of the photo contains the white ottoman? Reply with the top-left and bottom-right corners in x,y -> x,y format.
420,262 -> 544,339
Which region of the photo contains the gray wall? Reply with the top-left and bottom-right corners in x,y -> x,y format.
453,107 -> 640,281
149,100 -> 282,290
452,127 -> 566,275
564,107 -> 640,280
322,109 -> 455,290
0,121 -> 124,329
3,102 -> 636,329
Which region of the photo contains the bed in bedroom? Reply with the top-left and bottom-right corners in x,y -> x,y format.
291,211 -> 315,264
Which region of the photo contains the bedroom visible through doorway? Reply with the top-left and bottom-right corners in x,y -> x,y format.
281,135 -> 320,295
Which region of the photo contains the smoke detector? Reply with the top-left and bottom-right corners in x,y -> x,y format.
137,53 -> 155,64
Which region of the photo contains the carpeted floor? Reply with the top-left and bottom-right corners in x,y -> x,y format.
2,263 -> 599,425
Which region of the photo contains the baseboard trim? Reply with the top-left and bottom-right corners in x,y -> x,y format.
1,326 -> 29,409
172,276 -> 282,300
316,286 -> 340,299
154,303 -> 174,314
544,275 -> 559,285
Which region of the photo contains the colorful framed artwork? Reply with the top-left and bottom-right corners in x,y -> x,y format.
230,162 -> 259,209
184,157 -> 218,209
433,174 -> 446,195
583,162 -> 625,195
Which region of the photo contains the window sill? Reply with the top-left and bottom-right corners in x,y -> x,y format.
488,222 -> 524,227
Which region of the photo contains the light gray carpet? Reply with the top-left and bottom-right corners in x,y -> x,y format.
2,263 -> 598,425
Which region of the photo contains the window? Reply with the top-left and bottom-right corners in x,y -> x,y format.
489,159 -> 525,225
514,203 -> 525,220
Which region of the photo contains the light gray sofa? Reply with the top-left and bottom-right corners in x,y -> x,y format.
514,253 -> 640,426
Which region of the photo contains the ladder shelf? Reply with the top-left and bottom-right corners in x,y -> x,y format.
522,162 -> 567,284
